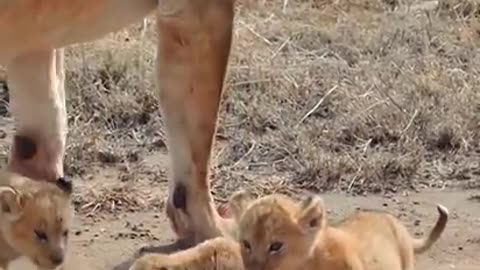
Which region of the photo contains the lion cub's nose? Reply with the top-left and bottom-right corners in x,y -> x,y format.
50,253 -> 64,265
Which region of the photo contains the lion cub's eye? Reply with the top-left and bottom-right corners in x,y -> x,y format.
35,230 -> 48,243
63,230 -> 69,238
242,240 -> 252,252
268,241 -> 284,254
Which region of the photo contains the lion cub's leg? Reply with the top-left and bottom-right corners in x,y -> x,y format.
130,237 -> 243,270
6,49 -> 67,182
155,0 -> 236,244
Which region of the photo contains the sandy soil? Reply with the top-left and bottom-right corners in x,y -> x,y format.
70,189 -> 480,270
63,153 -> 480,270
8,183 -> 480,270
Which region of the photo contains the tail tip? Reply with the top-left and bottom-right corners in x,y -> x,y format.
436,204 -> 449,217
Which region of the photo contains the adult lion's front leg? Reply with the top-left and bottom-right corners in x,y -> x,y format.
6,49 -> 67,182
156,0 -> 236,244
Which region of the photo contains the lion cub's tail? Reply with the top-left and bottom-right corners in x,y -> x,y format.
412,204 -> 449,254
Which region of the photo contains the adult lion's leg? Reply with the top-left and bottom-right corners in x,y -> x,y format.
6,49 -> 67,182
156,0 -> 235,243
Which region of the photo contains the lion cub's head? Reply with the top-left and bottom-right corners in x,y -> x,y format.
228,191 -> 326,270
0,172 -> 73,269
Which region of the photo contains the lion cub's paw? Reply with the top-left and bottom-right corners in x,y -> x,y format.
130,237 -> 243,270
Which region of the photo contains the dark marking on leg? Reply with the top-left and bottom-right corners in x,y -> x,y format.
56,177 -> 73,195
173,183 -> 187,212
14,135 -> 37,160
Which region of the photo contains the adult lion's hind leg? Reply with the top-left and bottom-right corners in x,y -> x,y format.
6,49 -> 67,182
155,0 -> 236,244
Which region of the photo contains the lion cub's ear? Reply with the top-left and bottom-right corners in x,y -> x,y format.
0,186 -> 25,217
228,190 -> 254,221
296,195 -> 326,233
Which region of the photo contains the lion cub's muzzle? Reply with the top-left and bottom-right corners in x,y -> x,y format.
50,252 -> 64,266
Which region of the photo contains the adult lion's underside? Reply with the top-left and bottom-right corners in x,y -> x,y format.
0,0 -> 236,245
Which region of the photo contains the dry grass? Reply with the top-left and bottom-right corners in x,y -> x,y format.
74,185 -> 148,215
1,0 -> 480,208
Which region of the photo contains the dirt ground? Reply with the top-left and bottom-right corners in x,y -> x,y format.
61,152 -> 479,270
1,0 -> 480,269
72,189 -> 479,270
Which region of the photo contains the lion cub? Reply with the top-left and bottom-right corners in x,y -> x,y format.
229,191 -> 448,270
129,236 -> 244,270
0,170 -> 73,270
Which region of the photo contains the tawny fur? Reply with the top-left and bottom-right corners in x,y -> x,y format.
129,237 -> 244,270
229,191 -> 448,270
0,170 -> 73,270
1,0 -> 237,245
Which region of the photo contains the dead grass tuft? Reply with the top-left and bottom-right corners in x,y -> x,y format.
73,184 -> 154,215
438,0 -> 480,19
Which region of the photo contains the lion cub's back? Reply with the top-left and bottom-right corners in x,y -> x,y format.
335,211 -> 406,270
